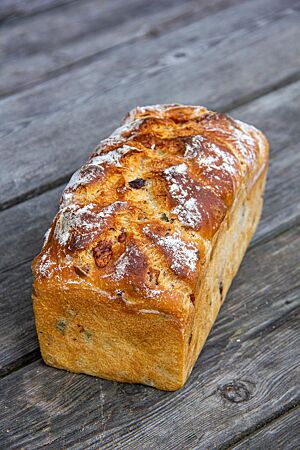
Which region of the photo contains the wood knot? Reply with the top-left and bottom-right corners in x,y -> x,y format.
218,380 -> 255,403
174,51 -> 187,58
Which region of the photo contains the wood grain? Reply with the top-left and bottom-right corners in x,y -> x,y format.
0,226 -> 299,448
232,406 -> 300,450
0,187 -> 63,274
233,80 -> 300,245
0,0 -> 299,210
1,80 -> 300,371
0,0 -> 79,23
0,0 -> 241,97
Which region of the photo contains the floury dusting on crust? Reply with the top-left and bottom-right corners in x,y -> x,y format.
112,244 -> 163,298
212,118 -> 257,166
62,145 -> 139,205
64,166 -> 103,194
111,119 -> 145,137
37,249 -> 73,278
54,201 -> 126,248
91,145 -> 139,167
184,135 -> 238,177
164,163 -> 204,229
130,104 -> 206,119
113,244 -> 140,281
38,249 -> 56,277
95,119 -> 146,152
143,226 -> 198,275
55,203 -> 94,246
42,227 -> 51,248
183,135 -> 242,196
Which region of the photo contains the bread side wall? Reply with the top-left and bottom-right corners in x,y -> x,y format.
33,285 -> 189,391
184,167 -> 267,379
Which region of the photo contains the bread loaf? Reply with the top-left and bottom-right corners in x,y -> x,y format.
32,104 -> 268,390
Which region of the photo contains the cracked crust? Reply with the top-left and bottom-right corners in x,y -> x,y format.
32,104 -> 269,390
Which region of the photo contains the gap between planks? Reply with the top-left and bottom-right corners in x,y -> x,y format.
0,0 -> 81,25
1,71 -> 300,214
0,349 -> 40,379
0,0 -> 243,99
226,400 -> 300,450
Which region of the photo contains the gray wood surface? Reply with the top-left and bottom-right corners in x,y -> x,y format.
0,226 -> 299,448
0,0 -> 299,447
232,406 -> 300,450
0,0 -> 299,210
0,0 -> 79,23
0,0 -> 241,97
233,80 -> 300,245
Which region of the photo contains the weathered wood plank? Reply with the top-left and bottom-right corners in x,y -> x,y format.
232,406 -> 300,450
0,187 -> 63,274
0,0 -> 78,23
0,226 -> 299,449
233,81 -> 300,245
254,141 -> 300,245
1,80 -> 300,370
0,0 -> 242,97
0,0 -> 299,210
0,264 -> 37,370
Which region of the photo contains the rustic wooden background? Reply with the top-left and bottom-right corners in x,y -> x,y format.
0,0 -> 299,448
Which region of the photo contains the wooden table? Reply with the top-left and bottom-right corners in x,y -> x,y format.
0,0 -> 299,448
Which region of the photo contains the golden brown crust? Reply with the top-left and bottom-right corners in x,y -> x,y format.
32,104 -> 269,389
